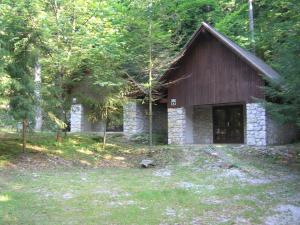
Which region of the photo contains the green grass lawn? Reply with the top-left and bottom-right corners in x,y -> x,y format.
0,131 -> 300,224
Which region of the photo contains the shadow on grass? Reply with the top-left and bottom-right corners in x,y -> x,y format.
0,131 -> 175,169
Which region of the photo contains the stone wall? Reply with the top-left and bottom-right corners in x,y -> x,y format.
123,101 -> 148,137
123,101 -> 168,138
193,106 -> 213,144
168,107 -> 186,144
246,103 -> 299,146
166,103 -> 298,146
246,103 -> 267,146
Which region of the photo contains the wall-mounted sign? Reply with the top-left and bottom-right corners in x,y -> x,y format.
171,99 -> 176,106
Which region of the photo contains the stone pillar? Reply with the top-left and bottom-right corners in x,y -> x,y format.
246,103 -> 267,146
70,104 -> 83,132
168,107 -> 186,145
123,101 -> 148,138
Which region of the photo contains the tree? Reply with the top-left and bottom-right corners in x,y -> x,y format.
119,0 -> 177,149
216,0 -> 300,127
157,0 -> 221,48
0,0 -> 42,151
34,55 -> 43,131
40,0 -> 126,140
263,29 -> 300,127
88,94 -> 124,149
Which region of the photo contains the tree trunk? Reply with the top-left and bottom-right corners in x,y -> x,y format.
148,1 -> 153,151
64,111 -> 68,137
22,119 -> 28,153
248,0 -> 255,53
102,108 -> 108,150
149,92 -> 153,149
34,58 -> 43,131
102,121 -> 107,150
56,129 -> 62,142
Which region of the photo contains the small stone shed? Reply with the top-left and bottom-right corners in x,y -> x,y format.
70,103 -> 105,132
123,22 -> 298,146
69,74 -> 119,133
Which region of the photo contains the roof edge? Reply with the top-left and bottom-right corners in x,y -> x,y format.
161,22 -> 280,82
201,22 -> 280,81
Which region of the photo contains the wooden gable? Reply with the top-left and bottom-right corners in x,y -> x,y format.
166,30 -> 265,108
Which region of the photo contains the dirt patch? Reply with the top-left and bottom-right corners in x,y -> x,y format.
265,204 -> 300,225
153,168 -> 172,177
5,152 -> 75,170
62,193 -> 74,200
107,200 -> 136,207
96,159 -> 133,168
201,196 -> 224,205
164,207 -> 176,216
234,216 -> 252,225
221,168 -> 271,185
94,189 -> 131,198
177,181 -> 215,193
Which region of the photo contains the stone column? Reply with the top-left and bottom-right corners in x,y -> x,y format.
123,101 -> 148,138
168,107 -> 186,145
246,103 -> 267,146
70,104 -> 83,132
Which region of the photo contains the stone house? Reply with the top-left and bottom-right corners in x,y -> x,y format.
123,22 -> 298,146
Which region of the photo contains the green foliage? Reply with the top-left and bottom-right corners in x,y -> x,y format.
0,0 -> 299,131
255,0 -> 300,127
0,0 -> 42,123
161,0 -> 221,47
215,0 -> 300,127
48,112 -> 67,129
0,131 -> 299,224
264,34 -> 300,126
215,1 -> 250,48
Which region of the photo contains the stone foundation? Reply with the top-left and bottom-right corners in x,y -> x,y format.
123,101 -> 167,138
245,103 -> 299,146
246,103 -> 267,146
123,101 -> 298,146
167,106 -> 213,145
168,107 -> 186,144
123,102 -> 148,137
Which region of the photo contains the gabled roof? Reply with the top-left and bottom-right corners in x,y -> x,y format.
161,22 -> 280,82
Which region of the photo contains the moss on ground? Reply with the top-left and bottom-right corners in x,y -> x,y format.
0,131 -> 300,224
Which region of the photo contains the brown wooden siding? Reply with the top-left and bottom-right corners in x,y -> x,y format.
167,31 -> 265,108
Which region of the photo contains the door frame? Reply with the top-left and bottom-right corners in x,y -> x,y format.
212,104 -> 244,144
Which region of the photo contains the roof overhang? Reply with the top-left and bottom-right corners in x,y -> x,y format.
160,22 -> 280,83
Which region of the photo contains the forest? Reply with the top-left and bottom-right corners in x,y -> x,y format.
0,0 -> 299,144
1,1 -> 300,224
